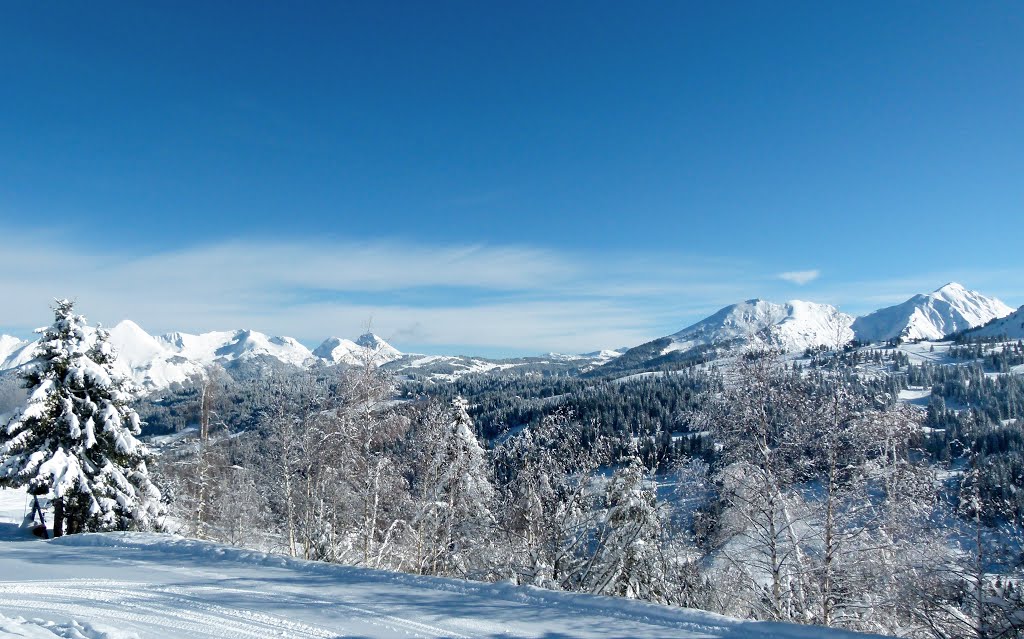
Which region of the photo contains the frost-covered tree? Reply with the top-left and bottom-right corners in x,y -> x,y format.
407,397 -> 495,578
905,443 -> 1024,639
588,451 -> 669,601
0,300 -> 161,535
333,359 -> 409,568
494,411 -> 608,589
707,352 -> 817,622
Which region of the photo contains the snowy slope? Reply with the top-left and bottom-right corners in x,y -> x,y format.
355,333 -> 403,362
852,283 -> 1013,343
385,350 -> 624,382
0,488 -> 886,639
312,336 -> 365,364
765,300 -> 855,351
0,335 -> 35,371
667,299 -> 853,354
106,320 -> 206,389
966,305 -> 1024,339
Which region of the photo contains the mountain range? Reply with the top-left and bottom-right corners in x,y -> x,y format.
0,282 -> 1015,391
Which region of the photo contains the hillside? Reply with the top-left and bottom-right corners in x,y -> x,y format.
966,305 -> 1024,340
0,489 -> 884,639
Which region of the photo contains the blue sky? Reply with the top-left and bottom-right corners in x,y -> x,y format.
1,2 -> 1022,355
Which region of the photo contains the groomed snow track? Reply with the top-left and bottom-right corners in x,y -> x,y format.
0,495 -> 890,639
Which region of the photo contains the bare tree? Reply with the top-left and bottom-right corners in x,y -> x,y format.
707,351 -> 817,621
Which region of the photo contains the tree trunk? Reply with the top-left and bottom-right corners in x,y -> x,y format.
53,497 -> 65,538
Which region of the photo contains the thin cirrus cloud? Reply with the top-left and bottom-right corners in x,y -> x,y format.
6,224 -> 1015,354
778,270 -> 821,285
0,227 -> 737,353
6,227 -> 1011,354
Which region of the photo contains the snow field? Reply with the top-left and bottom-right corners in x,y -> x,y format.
0,487 -> 893,639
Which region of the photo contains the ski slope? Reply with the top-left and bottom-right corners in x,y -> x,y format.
0,488 -> 887,639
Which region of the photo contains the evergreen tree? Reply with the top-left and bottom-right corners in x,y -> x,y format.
589,451 -> 668,601
0,300 -> 161,535
408,397 -> 495,577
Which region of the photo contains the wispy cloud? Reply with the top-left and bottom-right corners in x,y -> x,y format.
778,270 -> 820,285
0,227 -> 743,353
2,226 -> 1019,355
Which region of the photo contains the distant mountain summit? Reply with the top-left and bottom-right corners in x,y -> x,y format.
0,335 -> 34,371
0,322 -> 402,392
851,282 -> 1012,343
667,299 -> 854,354
601,299 -> 854,375
314,333 -> 403,366
313,336 -> 363,365
354,333 -> 403,362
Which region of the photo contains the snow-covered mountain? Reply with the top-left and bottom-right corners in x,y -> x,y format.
354,333 -> 403,363
99,322 -> 318,388
0,322 -> 398,392
0,282 -> 1016,392
965,305 -> 1024,340
0,318 -> 620,392
314,333 -> 404,366
599,299 -> 853,376
851,282 -> 1013,343
667,299 -> 854,354
159,328 -> 315,368
0,335 -> 35,371
313,336 -> 364,365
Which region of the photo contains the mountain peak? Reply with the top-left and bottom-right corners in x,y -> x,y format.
852,284 -> 1012,342
0,334 -> 34,371
356,333 -> 386,348
935,282 -> 966,294
355,333 -> 402,361
314,334 -> 402,365
313,336 -> 359,363
113,318 -> 147,332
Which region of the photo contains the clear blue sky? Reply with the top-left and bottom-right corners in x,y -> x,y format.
1,2 -> 1022,354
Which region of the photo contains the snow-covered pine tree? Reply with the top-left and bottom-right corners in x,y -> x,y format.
588,450 -> 668,602
408,397 -> 494,577
0,300 -> 161,536
493,411 -> 608,590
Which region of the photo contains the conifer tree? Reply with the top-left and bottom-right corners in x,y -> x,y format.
0,300 -> 161,535
589,451 -> 668,601
408,397 -> 494,577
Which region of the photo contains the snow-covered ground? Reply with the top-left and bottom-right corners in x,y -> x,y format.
0,488 -> 887,639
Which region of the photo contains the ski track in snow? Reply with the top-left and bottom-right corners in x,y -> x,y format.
0,578 -> 482,639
